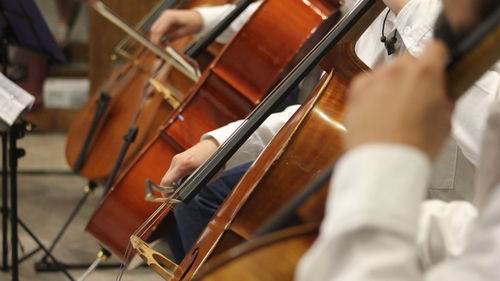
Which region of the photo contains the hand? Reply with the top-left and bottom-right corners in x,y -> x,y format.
160,138 -> 219,187
344,41 -> 453,160
442,0 -> 478,33
150,9 -> 203,46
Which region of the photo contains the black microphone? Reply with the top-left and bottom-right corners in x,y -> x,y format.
380,34 -> 397,55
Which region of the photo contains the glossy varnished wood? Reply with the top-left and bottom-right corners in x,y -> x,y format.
188,5 -> 500,281
88,0 -> 158,93
66,0 -> 228,181
86,0 -> 341,263
192,225 -> 318,281
177,2 -> 385,278
178,54 -> 365,279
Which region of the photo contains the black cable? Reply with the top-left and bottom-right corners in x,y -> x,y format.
380,9 -> 397,55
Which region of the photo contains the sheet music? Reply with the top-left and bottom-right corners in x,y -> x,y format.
0,72 -> 35,127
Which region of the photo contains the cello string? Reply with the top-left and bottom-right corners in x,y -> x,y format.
115,203 -> 173,281
120,59 -> 166,137
134,172 -> 198,238
112,62 -> 172,281
121,0 -> 350,271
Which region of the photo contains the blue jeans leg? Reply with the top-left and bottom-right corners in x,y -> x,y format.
168,162 -> 253,260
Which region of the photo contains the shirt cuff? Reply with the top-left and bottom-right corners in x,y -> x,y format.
201,119 -> 243,145
327,144 -> 432,237
194,4 -> 235,37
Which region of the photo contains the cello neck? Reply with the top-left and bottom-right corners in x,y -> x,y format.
446,6 -> 500,100
258,5 -> 500,238
177,0 -> 385,202
185,0 -> 254,58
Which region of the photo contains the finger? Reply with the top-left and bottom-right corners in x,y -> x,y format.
163,27 -> 191,42
150,31 -> 163,45
150,27 -> 169,45
347,71 -> 375,100
150,24 -> 168,45
418,40 -> 450,70
160,163 -> 190,187
150,14 -> 175,44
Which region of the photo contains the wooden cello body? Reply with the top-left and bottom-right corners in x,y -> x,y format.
86,0 -> 341,263
172,55 -> 366,281
129,2 -> 384,279
192,225 -> 318,281
64,0 -> 226,182
185,4 -> 500,281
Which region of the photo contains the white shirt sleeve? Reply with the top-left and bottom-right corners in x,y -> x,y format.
427,113 -> 500,281
355,0 -> 498,169
417,200 -> 477,270
394,0 -> 500,167
424,183 -> 500,281
194,1 -> 262,44
296,102 -> 500,281
201,105 -> 299,168
451,63 -> 500,165
294,144 -> 484,281
425,102 -> 500,280
296,144 -> 432,281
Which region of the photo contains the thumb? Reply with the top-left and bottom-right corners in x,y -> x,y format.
160,164 -> 184,187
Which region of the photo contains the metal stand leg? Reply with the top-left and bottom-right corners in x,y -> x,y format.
33,105 -> 137,274
102,125 -> 138,194
1,132 -> 8,272
74,93 -> 111,172
10,124 -> 22,281
16,217 -> 75,281
6,122 -> 76,281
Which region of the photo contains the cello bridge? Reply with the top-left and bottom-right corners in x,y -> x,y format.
130,235 -> 181,280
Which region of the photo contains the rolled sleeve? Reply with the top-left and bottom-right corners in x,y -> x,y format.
327,144 -> 432,236
194,4 -> 235,37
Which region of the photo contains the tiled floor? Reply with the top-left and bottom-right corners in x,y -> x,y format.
0,133 -> 161,281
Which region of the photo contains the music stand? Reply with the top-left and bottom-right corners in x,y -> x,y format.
0,1 -> 74,281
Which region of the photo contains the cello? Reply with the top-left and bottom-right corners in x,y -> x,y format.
125,0 -> 381,280
86,0 -> 342,264
65,0 -> 229,182
180,4 -> 500,281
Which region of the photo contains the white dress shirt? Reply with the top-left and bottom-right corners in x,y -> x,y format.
194,2 -> 262,44
192,0 -> 500,271
199,0 -> 500,200
295,101 -> 500,281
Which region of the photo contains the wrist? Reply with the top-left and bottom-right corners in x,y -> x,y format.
201,137 -> 219,149
191,10 -> 204,31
